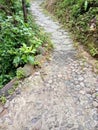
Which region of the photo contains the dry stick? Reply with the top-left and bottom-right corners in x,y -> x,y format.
22,0 -> 28,23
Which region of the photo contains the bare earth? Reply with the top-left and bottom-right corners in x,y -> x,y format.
0,0 -> 98,130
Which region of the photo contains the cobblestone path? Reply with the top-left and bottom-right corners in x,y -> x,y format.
0,0 -> 98,130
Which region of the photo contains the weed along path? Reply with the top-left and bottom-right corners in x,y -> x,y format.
0,0 -> 98,130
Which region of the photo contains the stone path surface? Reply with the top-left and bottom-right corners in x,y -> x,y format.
0,0 -> 98,130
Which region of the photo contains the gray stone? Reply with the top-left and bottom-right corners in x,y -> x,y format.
15,89 -> 21,95
79,90 -> 85,95
35,54 -> 43,63
94,125 -> 98,130
0,104 -> 3,113
48,80 -> 53,84
71,128 -> 78,130
31,116 -> 41,124
93,114 -> 98,121
93,101 -> 98,108
92,93 -> 96,98
23,127 -> 29,130
23,64 -> 33,77
78,77 -> 84,81
66,123 -> 74,128
77,125 -> 84,130
85,123 -> 93,130
60,126 -> 68,130
80,82 -> 85,87
4,100 -> 10,109
37,46 -> 46,55
75,85 -> 81,91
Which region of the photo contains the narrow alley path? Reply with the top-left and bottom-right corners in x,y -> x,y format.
0,0 -> 98,130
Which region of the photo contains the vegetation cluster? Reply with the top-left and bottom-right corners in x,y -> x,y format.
46,0 -> 98,57
0,0 -> 49,88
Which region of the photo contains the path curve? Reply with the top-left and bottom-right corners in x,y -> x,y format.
0,0 -> 98,130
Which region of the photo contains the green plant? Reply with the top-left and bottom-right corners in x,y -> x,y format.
34,61 -> 41,68
16,68 -> 25,79
0,95 -> 7,104
0,0 -> 51,88
46,42 -> 54,51
8,89 -> 14,95
88,44 -> 98,56
46,0 -> 98,58
95,61 -> 98,69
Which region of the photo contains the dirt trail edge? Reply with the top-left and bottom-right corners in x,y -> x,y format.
0,0 -> 98,130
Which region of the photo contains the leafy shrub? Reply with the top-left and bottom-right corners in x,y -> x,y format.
16,67 -> 25,79
46,0 -> 98,57
0,0 -> 50,88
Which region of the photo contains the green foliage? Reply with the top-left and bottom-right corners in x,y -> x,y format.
16,68 -> 25,79
0,95 -> 7,104
46,0 -> 98,57
88,44 -> 98,56
34,61 -> 41,68
0,0 -> 50,88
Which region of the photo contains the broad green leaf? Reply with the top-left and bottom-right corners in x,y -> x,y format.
13,56 -> 21,67
84,0 -> 88,11
27,55 -> 34,65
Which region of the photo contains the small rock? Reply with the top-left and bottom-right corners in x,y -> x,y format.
32,120 -> 42,130
71,128 -> 78,130
48,80 -> 52,84
23,64 -> 33,77
93,113 -> 98,121
86,89 -> 92,94
92,93 -> 97,98
35,54 -> 43,63
15,89 -> 21,95
78,77 -> 84,81
74,80 -> 79,85
78,125 -> 84,130
37,46 -> 46,55
79,90 -> 85,95
80,82 -> 85,87
0,118 -> 3,123
0,108 -> 7,116
95,88 -> 98,92
66,123 -> 74,128
4,100 -> 10,109
34,72 -> 40,76
93,101 -> 98,108
23,127 -> 29,130
58,74 -> 63,78
75,85 -> 81,91
0,104 -> 3,113
94,125 -> 98,130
